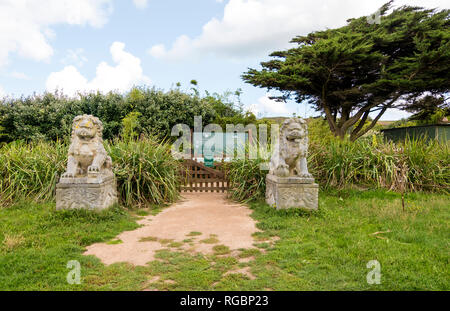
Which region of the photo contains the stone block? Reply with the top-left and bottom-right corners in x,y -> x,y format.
266,174 -> 318,210
56,175 -> 118,211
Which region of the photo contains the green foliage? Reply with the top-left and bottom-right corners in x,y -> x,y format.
0,87 -> 216,142
0,201 -> 143,290
226,125 -> 449,202
1,190 -> 448,290
406,95 -> 449,123
0,86 -> 267,143
225,145 -> 272,202
308,137 -> 449,192
121,111 -> 141,141
243,3 -> 450,140
244,191 -> 449,290
386,118 -> 421,129
0,140 -> 67,204
226,157 -> 268,203
0,136 -> 181,207
307,118 -> 335,143
107,136 -> 181,207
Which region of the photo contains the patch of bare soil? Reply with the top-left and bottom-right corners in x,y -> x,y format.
223,267 -> 256,280
84,193 -> 260,266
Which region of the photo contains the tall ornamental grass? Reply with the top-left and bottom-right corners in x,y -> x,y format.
309,138 -> 449,192
0,136 -> 181,207
226,138 -> 449,202
106,137 -> 181,207
0,140 -> 67,204
225,144 -> 271,202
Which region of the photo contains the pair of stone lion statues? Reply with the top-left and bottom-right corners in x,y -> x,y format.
61,115 -> 311,180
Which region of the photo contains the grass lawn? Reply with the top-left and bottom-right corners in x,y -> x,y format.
0,189 -> 448,290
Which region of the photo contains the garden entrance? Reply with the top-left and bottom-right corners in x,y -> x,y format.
180,159 -> 228,192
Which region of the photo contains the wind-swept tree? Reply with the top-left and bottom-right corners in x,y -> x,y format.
243,1 -> 449,140
405,95 -> 449,122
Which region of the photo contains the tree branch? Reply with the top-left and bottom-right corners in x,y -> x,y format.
350,109 -> 371,140
350,106 -> 388,141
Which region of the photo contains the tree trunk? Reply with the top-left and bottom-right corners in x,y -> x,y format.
350,106 -> 388,141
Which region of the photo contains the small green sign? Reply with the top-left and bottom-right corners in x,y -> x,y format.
204,157 -> 214,167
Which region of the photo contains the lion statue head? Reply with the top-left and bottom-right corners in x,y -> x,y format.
71,114 -> 104,142
281,118 -> 308,152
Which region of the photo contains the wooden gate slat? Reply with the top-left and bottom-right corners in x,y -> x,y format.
180,159 -> 228,193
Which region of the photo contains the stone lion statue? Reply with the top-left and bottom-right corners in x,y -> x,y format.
269,118 -> 312,178
61,115 -> 112,178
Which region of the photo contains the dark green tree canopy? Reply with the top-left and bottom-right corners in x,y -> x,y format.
405,95 -> 449,122
243,1 -> 449,140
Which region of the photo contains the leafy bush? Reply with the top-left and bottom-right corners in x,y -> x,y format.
0,87 -> 216,142
0,136 -> 181,207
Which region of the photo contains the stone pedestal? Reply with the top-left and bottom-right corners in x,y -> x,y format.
56,175 -> 118,211
266,174 -> 318,210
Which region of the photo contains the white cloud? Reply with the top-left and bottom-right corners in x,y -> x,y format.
10,71 -> 31,80
148,44 -> 167,59
133,0 -> 148,9
0,85 -> 5,97
46,42 -> 151,97
377,109 -> 412,121
0,0 -> 112,67
61,48 -> 88,67
249,93 -> 289,116
149,0 -> 450,61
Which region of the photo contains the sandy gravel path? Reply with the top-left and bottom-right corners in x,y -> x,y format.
84,192 -> 259,266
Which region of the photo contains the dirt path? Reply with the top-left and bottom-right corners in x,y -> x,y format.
84,192 -> 260,266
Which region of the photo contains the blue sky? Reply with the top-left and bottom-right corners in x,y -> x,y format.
0,0 -> 448,120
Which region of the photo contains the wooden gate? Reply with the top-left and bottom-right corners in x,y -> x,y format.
180,159 -> 228,192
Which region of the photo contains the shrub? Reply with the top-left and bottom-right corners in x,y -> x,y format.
0,87 -> 216,142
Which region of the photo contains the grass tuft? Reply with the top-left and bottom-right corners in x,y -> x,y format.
213,245 -> 230,255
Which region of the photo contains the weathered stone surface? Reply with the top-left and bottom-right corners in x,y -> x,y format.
56,176 -> 118,211
269,117 -> 312,178
266,117 -> 318,210
266,174 -> 318,210
56,114 -> 118,210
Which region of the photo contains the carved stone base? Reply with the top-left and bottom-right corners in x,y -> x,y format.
56,175 -> 118,211
266,174 -> 318,210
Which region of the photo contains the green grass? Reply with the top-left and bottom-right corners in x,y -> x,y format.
0,202 -> 147,290
213,245 -> 231,255
168,242 -> 184,248
139,236 -> 158,242
186,231 -> 202,237
158,239 -> 174,245
0,189 -> 448,290
244,190 -> 449,290
238,248 -> 261,258
200,237 -> 220,244
106,239 -> 123,245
